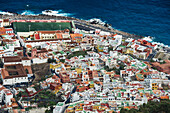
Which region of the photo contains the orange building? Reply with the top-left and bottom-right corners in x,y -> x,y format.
0,27 -> 6,35
70,33 -> 83,43
76,85 -> 88,92
59,71 -> 70,83
136,73 -> 144,81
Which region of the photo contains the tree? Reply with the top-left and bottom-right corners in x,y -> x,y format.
0,58 -> 3,68
60,59 -> 65,63
48,58 -> 52,63
160,61 -> 166,64
120,107 -> 128,113
27,52 -> 31,57
25,69 -> 29,74
120,99 -> 170,113
158,58 -> 162,61
0,78 -> 3,84
150,59 -> 155,62
144,75 -> 147,78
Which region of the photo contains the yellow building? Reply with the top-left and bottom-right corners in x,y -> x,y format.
126,48 -> 134,54
75,68 -> 82,74
50,63 -> 62,70
93,105 -> 100,110
97,45 -> 104,52
152,83 -> 158,90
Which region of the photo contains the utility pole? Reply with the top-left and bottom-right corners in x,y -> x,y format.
59,25 -> 61,31
29,25 -> 31,32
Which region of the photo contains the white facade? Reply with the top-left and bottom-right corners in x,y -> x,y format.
0,85 -> 13,106
17,32 -> 71,48
3,77 -> 28,85
22,60 -> 31,66
32,58 -> 48,64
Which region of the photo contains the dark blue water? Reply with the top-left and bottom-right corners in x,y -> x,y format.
0,0 -> 170,45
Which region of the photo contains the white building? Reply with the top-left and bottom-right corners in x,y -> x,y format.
0,85 -> 13,107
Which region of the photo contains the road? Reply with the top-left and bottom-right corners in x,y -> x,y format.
61,85 -> 77,113
74,21 -> 143,39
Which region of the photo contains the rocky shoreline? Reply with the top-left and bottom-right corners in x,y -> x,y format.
0,14 -> 143,39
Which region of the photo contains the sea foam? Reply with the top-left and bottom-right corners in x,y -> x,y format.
21,10 -> 37,15
0,10 -> 13,15
41,10 -> 72,16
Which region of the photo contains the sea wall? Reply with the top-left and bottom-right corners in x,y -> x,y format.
0,14 -> 143,39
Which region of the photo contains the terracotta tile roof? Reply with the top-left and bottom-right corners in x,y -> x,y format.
0,27 -> 6,35
14,47 -> 23,50
0,85 -> 6,91
13,109 -> 18,113
56,33 -> 63,39
34,33 -> 40,40
3,56 -> 21,63
70,33 -> 83,40
3,19 -> 9,22
1,64 -> 27,79
22,57 -> 30,60
25,38 -> 70,43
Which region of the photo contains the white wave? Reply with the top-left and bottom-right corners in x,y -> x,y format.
152,41 -> 169,47
41,10 -> 71,16
88,18 -> 106,26
21,10 -> 37,15
142,36 -> 153,42
0,10 -> 13,15
88,18 -> 114,29
142,36 -> 169,47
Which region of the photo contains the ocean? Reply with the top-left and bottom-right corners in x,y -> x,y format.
0,0 -> 170,45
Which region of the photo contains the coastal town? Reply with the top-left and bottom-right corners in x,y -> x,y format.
0,15 -> 169,113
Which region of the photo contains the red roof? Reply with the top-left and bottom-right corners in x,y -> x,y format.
34,33 -> 40,40
5,28 -> 13,31
114,75 -> 120,77
7,33 -> 15,36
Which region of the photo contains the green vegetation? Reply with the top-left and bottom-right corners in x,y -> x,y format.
104,66 -> 120,74
160,61 -> 166,64
0,78 -> 3,84
34,90 -> 63,108
25,107 -> 34,111
33,84 -> 41,91
104,66 -> 113,72
0,58 -> 3,68
114,69 -> 120,75
48,58 -> 56,63
60,59 -> 65,63
13,22 -> 72,32
22,89 -> 63,108
108,47 -> 113,52
119,63 -> 125,70
151,66 -> 157,70
71,68 -> 75,70
45,106 -> 54,113
150,59 -> 155,62
162,84 -> 170,90
120,99 -> 170,113
27,52 -> 31,57
158,58 -> 162,61
67,51 -> 87,59
17,90 -> 29,99
144,75 -> 147,78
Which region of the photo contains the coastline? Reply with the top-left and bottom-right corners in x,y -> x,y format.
0,14 -> 143,39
